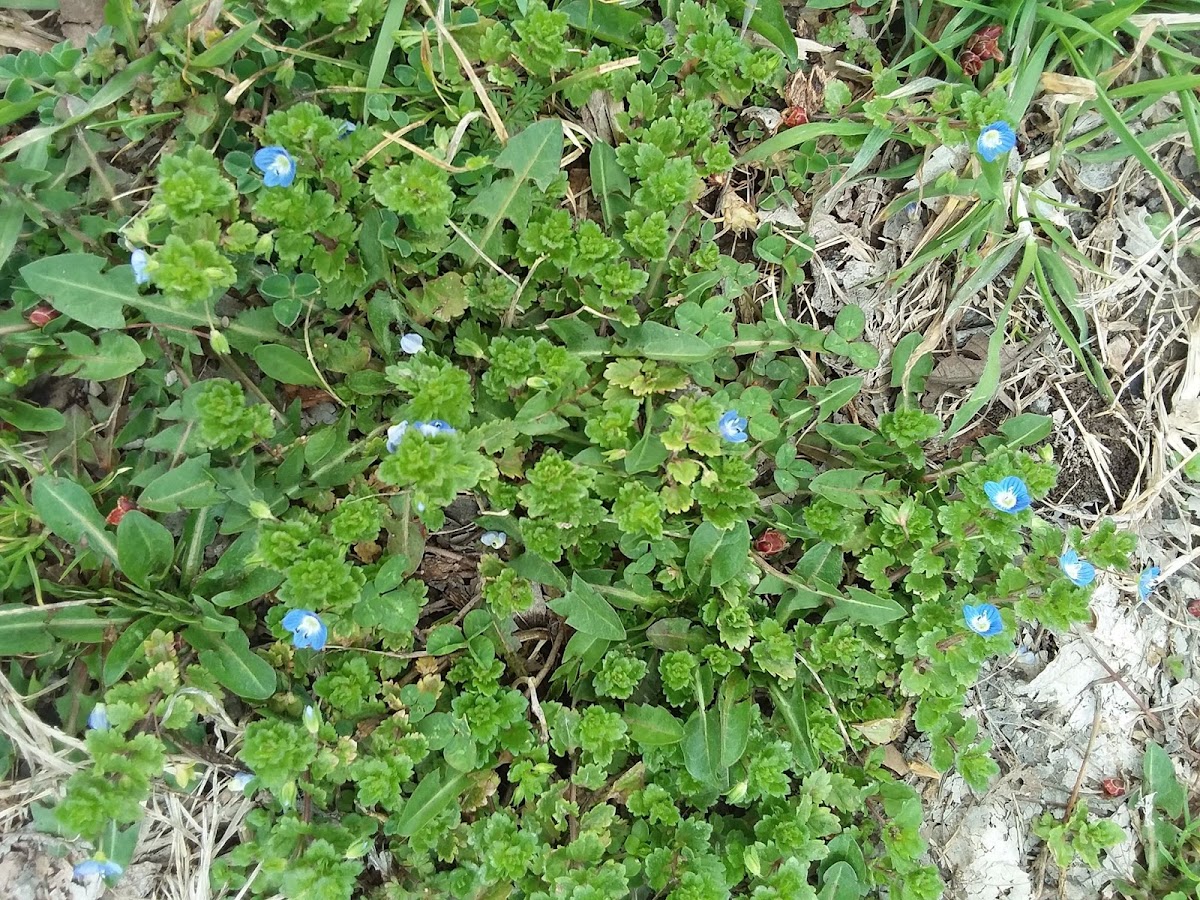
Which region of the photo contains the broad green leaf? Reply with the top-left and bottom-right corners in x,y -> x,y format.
685,522 -> 723,584
745,0 -> 797,61
1143,742 -> 1185,818
739,121 -> 873,165
625,704 -> 684,746
716,673 -> 753,768
0,399 -> 65,432
116,511 -> 174,588
547,575 -> 626,640
808,469 -> 870,509
104,615 -> 165,684
20,253 -> 132,329
509,552 -> 570,591
31,476 -> 118,564
795,542 -> 843,585
812,376 -> 863,421
710,520 -> 751,587
769,681 -> 816,772
191,20 -> 260,68
0,605 -> 56,655
559,0 -> 646,46
645,617 -> 696,651
459,120 -> 563,263
625,431 -> 669,474
395,768 -> 472,837
833,305 -> 866,340
138,456 -> 224,512
999,413 -> 1053,448
191,628 -> 276,700
253,344 -> 322,387
58,331 -> 145,380
826,587 -> 906,626
819,861 -> 860,900
682,707 -> 722,787
589,140 -> 630,230
618,322 -> 716,363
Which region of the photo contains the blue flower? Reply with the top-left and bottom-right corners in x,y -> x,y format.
976,121 -> 1016,162
73,859 -> 123,882
416,420 -> 455,437
399,333 -> 424,354
481,531 -> 507,549
386,421 -> 409,453
282,609 -> 327,650
983,476 -> 1031,514
718,410 -> 748,443
253,146 -> 297,188
87,703 -> 109,731
1137,566 -> 1160,602
1058,549 -> 1096,587
230,772 -> 254,792
130,248 -> 150,285
337,121 -> 357,139
963,603 -> 1003,637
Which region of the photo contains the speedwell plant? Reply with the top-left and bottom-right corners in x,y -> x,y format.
0,0 -> 1140,897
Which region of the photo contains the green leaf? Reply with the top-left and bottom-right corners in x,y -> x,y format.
190,628 -> 276,700
625,704 -> 684,746
589,140 -> 630,230
365,0 -> 409,122
191,20 -> 260,68
833,305 -> 866,340
547,575 -> 626,640
1143,742 -> 1185,818
493,118 -> 563,192
999,413 -> 1053,448
645,617 -> 696,651
811,376 -> 862,421
252,344 -> 322,387
819,861 -> 860,900
710,520 -> 751,587
739,121 -> 873,165
395,768 -> 472,837
31,476 -> 118,564
559,0 -> 646,46
685,521 -> 723,584
0,399 -> 65,432
19,253 -> 132,329
138,456 -> 224,513
769,681 -> 816,772
625,431 -> 669,474
0,606 -> 56,655
808,469 -> 870,509
795,542 -> 843,585
57,331 -> 145,380
682,706 -> 723,787
509,552 -> 569,591
116,511 -> 174,588
745,0 -> 797,61
618,322 -> 716,363
103,615 -> 164,684
716,673 -> 752,768
826,587 -> 906,626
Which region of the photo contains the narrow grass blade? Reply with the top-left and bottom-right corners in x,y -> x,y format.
365,0 -> 410,124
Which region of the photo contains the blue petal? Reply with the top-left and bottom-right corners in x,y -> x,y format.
281,608 -> 310,631
87,703 -> 109,731
130,248 -> 150,285
976,122 -> 1017,162
1137,566 -> 1161,601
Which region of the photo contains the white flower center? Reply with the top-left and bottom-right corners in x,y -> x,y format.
971,613 -> 991,633
296,615 -> 320,637
270,156 -> 292,176
994,488 -> 1016,509
1064,561 -> 1082,581
981,129 -> 1002,149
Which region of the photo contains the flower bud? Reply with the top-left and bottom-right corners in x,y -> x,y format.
248,500 -> 274,520
302,704 -> 320,735
209,330 -> 231,356
743,844 -> 761,877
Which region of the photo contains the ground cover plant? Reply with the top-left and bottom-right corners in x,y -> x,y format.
1,0 -> 1196,897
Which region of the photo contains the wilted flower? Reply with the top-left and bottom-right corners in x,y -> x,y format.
983,476 -> 1031,514
386,421 -> 409,453
718,410 -> 748,443
399,333 -> 424,354
105,496 -> 136,526
1137,566 -> 1160,603
337,121 -> 357,138
480,531 -> 507,549
963,603 -> 1003,637
130,248 -> 150,285
253,146 -> 297,188
753,529 -> 788,555
73,859 -> 123,882
416,420 -> 455,437
230,772 -> 254,792
976,122 -> 1016,162
282,609 -> 327,650
28,305 -> 59,327
1058,549 -> 1096,587
87,703 -> 109,731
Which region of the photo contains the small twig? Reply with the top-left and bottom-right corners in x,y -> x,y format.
1072,628 -> 1163,729
520,676 -> 549,743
